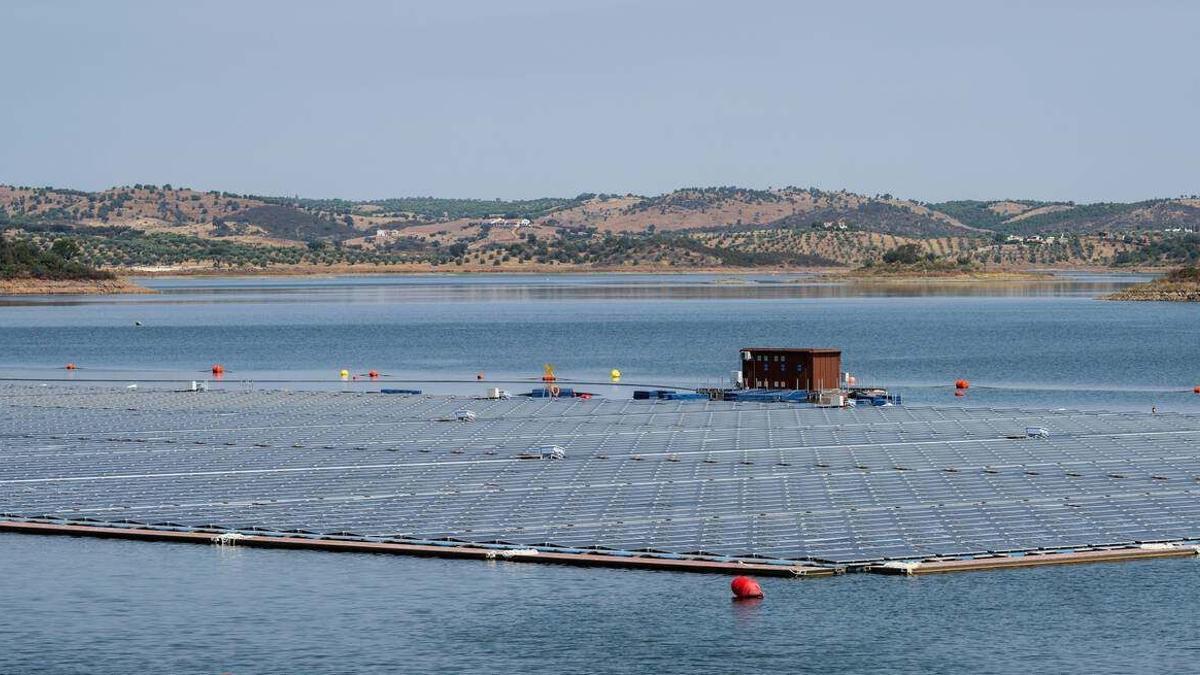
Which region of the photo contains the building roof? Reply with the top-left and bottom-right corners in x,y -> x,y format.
741,347 -> 841,354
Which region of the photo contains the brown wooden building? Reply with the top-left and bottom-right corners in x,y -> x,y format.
740,348 -> 842,391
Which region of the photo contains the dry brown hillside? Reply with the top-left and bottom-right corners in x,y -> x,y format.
2,183 -> 1195,272
542,188 -> 977,237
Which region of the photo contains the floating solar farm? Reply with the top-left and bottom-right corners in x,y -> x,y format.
2,384 -> 1200,576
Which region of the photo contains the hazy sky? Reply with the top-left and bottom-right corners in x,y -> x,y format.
3,0 -> 1198,202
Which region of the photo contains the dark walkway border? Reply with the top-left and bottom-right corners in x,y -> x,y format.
0,520 -> 836,577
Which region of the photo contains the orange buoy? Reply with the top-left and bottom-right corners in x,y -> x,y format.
1194,386 -> 1200,394
211,364 -> 225,375
65,363 -> 77,370
368,370 -> 380,379
731,575 -> 763,599
955,379 -> 969,390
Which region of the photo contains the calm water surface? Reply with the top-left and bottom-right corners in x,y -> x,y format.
1,273 -> 1197,673
0,272 -> 1194,410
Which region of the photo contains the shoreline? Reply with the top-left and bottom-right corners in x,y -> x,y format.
126,263 -> 1157,278
0,277 -> 154,296
1105,282 -> 1200,302
0,266 -> 1160,295
123,264 -> 840,277
1105,267 -> 1200,302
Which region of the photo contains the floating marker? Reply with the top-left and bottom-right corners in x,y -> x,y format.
731,575 -> 763,599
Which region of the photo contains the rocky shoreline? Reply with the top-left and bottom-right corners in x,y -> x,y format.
1106,282 -> 1200,302
1105,268 -> 1200,302
0,277 -> 154,295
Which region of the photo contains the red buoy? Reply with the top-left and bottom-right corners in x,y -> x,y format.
955,379 -> 969,390
368,370 -> 380,379
1194,386 -> 1200,395
731,575 -> 764,599
211,364 -> 225,376
65,363 -> 77,370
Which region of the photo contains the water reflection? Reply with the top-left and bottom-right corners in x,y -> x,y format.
0,273 -> 1152,307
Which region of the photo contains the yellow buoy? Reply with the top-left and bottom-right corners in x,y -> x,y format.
339,369 -> 350,379
610,368 -> 622,381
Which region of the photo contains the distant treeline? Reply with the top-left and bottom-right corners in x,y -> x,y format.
625,187 -> 785,214
225,205 -> 359,241
480,231 -> 838,268
1114,233 -> 1200,266
365,196 -> 583,220
0,237 -> 114,280
257,195 -> 585,220
929,200 -> 1059,230
1,214 -> 133,237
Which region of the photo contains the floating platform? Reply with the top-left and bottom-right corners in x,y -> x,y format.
1,384 -> 1198,576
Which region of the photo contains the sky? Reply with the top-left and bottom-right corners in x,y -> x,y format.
2,0 -> 1198,202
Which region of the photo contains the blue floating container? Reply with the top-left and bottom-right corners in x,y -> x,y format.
662,392 -> 707,402
529,387 -> 576,398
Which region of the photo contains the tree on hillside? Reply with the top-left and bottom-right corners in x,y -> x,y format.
50,238 -> 80,260
882,243 -> 922,265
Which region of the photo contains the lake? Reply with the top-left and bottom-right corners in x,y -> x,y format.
0,272 -> 1194,412
1,272 -> 1197,673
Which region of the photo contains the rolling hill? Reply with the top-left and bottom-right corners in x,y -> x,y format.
2,183 -> 1198,272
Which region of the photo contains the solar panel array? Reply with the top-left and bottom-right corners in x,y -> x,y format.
2,384 -> 1199,566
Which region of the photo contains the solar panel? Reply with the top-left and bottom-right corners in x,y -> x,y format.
2,384 -> 1200,566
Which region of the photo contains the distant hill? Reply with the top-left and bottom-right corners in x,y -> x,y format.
2,182 -> 1198,271
929,198 -> 1200,235
546,187 -> 976,237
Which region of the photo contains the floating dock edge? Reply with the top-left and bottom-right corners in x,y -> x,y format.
0,520 -> 839,577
